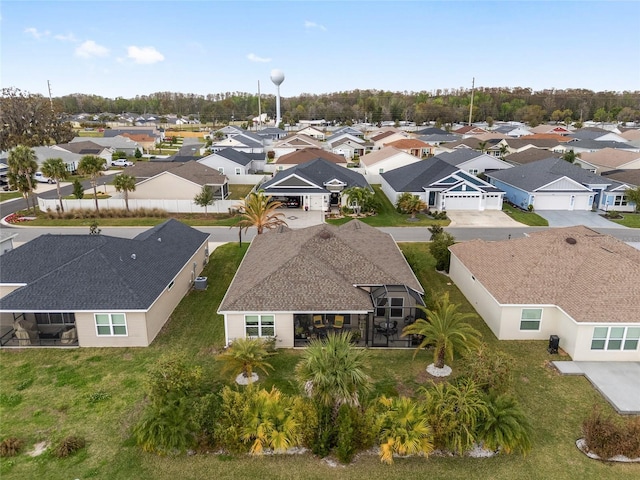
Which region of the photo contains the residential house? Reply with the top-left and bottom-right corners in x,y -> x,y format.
486,157 -> 635,212
504,149 -> 562,166
331,126 -> 364,138
437,150 -> 513,175
529,124 -> 572,135
0,231 -> 18,255
619,129 -> 640,147
125,161 -> 229,200
297,126 -> 326,141
261,157 -> 371,211
569,127 -> 629,143
71,135 -> 141,156
0,219 -> 209,348
551,139 -> 639,155
383,138 -> 435,158
199,148 -> 262,175
271,134 -> 324,158
209,130 -> 264,154
359,146 -> 422,175
371,131 -> 408,150
52,141 -> 113,163
452,125 -> 491,137
273,147 -> 347,171
381,158 -> 505,211
218,220 -> 425,348
256,127 -> 287,141
601,169 -> 640,189
575,148 -> 640,174
449,226 -> 640,361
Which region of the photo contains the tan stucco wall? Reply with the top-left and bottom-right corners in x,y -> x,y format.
130,174 -> 200,200
145,242 -> 208,343
224,312 -> 294,348
571,324 -> 640,362
75,311 -> 149,347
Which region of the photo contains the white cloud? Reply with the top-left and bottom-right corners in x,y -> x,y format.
247,53 -> 271,63
75,40 -> 110,58
304,20 -> 326,31
127,46 -> 165,64
54,33 -> 77,42
24,27 -> 50,39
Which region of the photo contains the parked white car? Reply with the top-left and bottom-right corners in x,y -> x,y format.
111,159 -> 134,167
34,172 -> 53,183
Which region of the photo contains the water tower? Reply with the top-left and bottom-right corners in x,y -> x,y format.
270,69 -> 285,127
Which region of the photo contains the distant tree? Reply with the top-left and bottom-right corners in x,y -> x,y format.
593,107 -> 609,123
78,155 -> 106,212
41,157 -> 68,212
194,185 -> 215,214
625,186 -> 640,213
429,231 -> 456,272
72,179 -> 84,199
486,116 -> 494,127
113,174 -> 137,211
134,148 -> 142,159
111,151 -> 127,161
477,141 -> 488,153
617,107 -> 640,123
7,145 -> 38,213
0,87 -> 73,151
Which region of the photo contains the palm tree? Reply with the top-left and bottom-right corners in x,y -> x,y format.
113,173 -> 136,211
7,145 -> 38,213
477,141 -> 488,153
396,192 -> 427,219
343,186 -> 375,216
41,157 -> 68,212
234,190 -> 287,234
376,396 -> 434,464
78,155 -> 106,212
295,331 -> 372,412
478,393 -> 532,455
241,387 -> 300,454
422,378 -> 488,454
216,337 -> 274,384
402,292 -> 481,372
562,149 -> 580,163
498,144 -> 509,159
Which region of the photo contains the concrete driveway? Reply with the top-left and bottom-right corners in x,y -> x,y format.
446,210 -> 523,228
537,210 -> 626,228
553,361 -> 640,414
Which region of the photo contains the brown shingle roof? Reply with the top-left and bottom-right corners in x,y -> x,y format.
384,139 -> 432,149
126,160 -> 227,185
504,148 -> 561,165
275,148 -> 345,164
218,221 -> 423,312
449,227 -> 640,323
579,148 -> 640,169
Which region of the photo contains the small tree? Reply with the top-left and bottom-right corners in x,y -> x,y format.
41,157 -> 68,212
72,179 -> 84,199
194,185 -> 215,214
113,174 -> 137,211
134,148 -> 142,159
216,337 -> 274,385
396,192 -> 427,219
625,186 -> 640,213
235,190 -> 287,234
562,150 -> 579,163
343,186 -> 376,216
7,145 -> 38,213
429,231 -> 455,272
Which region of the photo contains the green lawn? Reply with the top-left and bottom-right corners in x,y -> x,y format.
502,203 -> 549,226
0,241 -> 636,479
327,186 -> 450,227
227,184 -> 254,201
611,212 -> 640,228
0,191 -> 23,202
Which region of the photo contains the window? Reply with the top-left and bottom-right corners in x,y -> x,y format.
35,312 -> 76,325
217,167 -> 224,174
379,168 -> 384,174
614,195 -> 628,206
591,326 -> 640,351
520,308 -> 542,330
469,169 -> 479,175
245,315 -> 275,338
390,298 -> 404,318
235,167 -> 241,175
376,298 -> 388,317
95,313 -> 127,336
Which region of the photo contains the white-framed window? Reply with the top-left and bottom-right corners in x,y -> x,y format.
614,195 -> 628,206
95,313 -> 127,336
217,167 -> 224,174
245,314 -> 275,338
520,308 -> 542,330
379,168 -> 384,174
591,326 -> 640,351
469,168 -> 479,175
235,167 -> 241,175
375,298 -> 387,317
390,298 -> 404,318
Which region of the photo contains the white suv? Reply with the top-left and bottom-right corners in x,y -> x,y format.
34,172 -> 53,183
111,159 -> 134,167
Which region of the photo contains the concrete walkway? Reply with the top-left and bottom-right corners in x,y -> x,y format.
538,210 -> 626,228
553,361 -> 640,414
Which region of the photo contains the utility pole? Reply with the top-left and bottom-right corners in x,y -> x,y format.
257,80 -> 262,130
47,80 -> 54,112
468,77 -> 475,126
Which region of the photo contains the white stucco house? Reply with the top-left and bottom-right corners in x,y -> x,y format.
359,146 -> 422,175
449,227 -> 640,362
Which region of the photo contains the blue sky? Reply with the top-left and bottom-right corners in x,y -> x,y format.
2,1 -> 639,99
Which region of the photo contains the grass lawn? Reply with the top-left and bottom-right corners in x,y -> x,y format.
0,191 -> 23,202
611,212 -> 640,228
227,184 -> 254,201
326,186 -> 450,227
502,203 -> 549,226
1,241 -> 636,479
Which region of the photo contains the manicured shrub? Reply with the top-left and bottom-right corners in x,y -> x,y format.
461,344 -> 514,394
335,404 -> 357,463
54,435 -> 86,458
0,437 -> 24,457
582,406 -> 640,459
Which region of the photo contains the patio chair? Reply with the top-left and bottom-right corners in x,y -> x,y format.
333,315 -> 344,329
313,315 -> 325,329
60,327 -> 77,345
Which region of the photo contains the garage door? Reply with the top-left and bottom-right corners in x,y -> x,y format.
310,195 -> 325,211
533,194 -> 571,210
443,194 -> 479,211
484,194 -> 503,210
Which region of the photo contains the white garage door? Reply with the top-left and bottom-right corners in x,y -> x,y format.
484,194 -> 503,210
442,194 -> 480,211
533,194 -> 571,210
310,195 -> 325,211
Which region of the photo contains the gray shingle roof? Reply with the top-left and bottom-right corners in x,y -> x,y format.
435,150 -> 484,166
214,148 -> 254,166
0,219 -> 209,311
218,220 -> 423,312
262,158 -> 370,192
381,159 -> 458,192
487,158 -> 616,192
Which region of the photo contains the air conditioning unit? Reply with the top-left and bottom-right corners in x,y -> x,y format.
548,335 -> 560,354
194,276 -> 208,290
